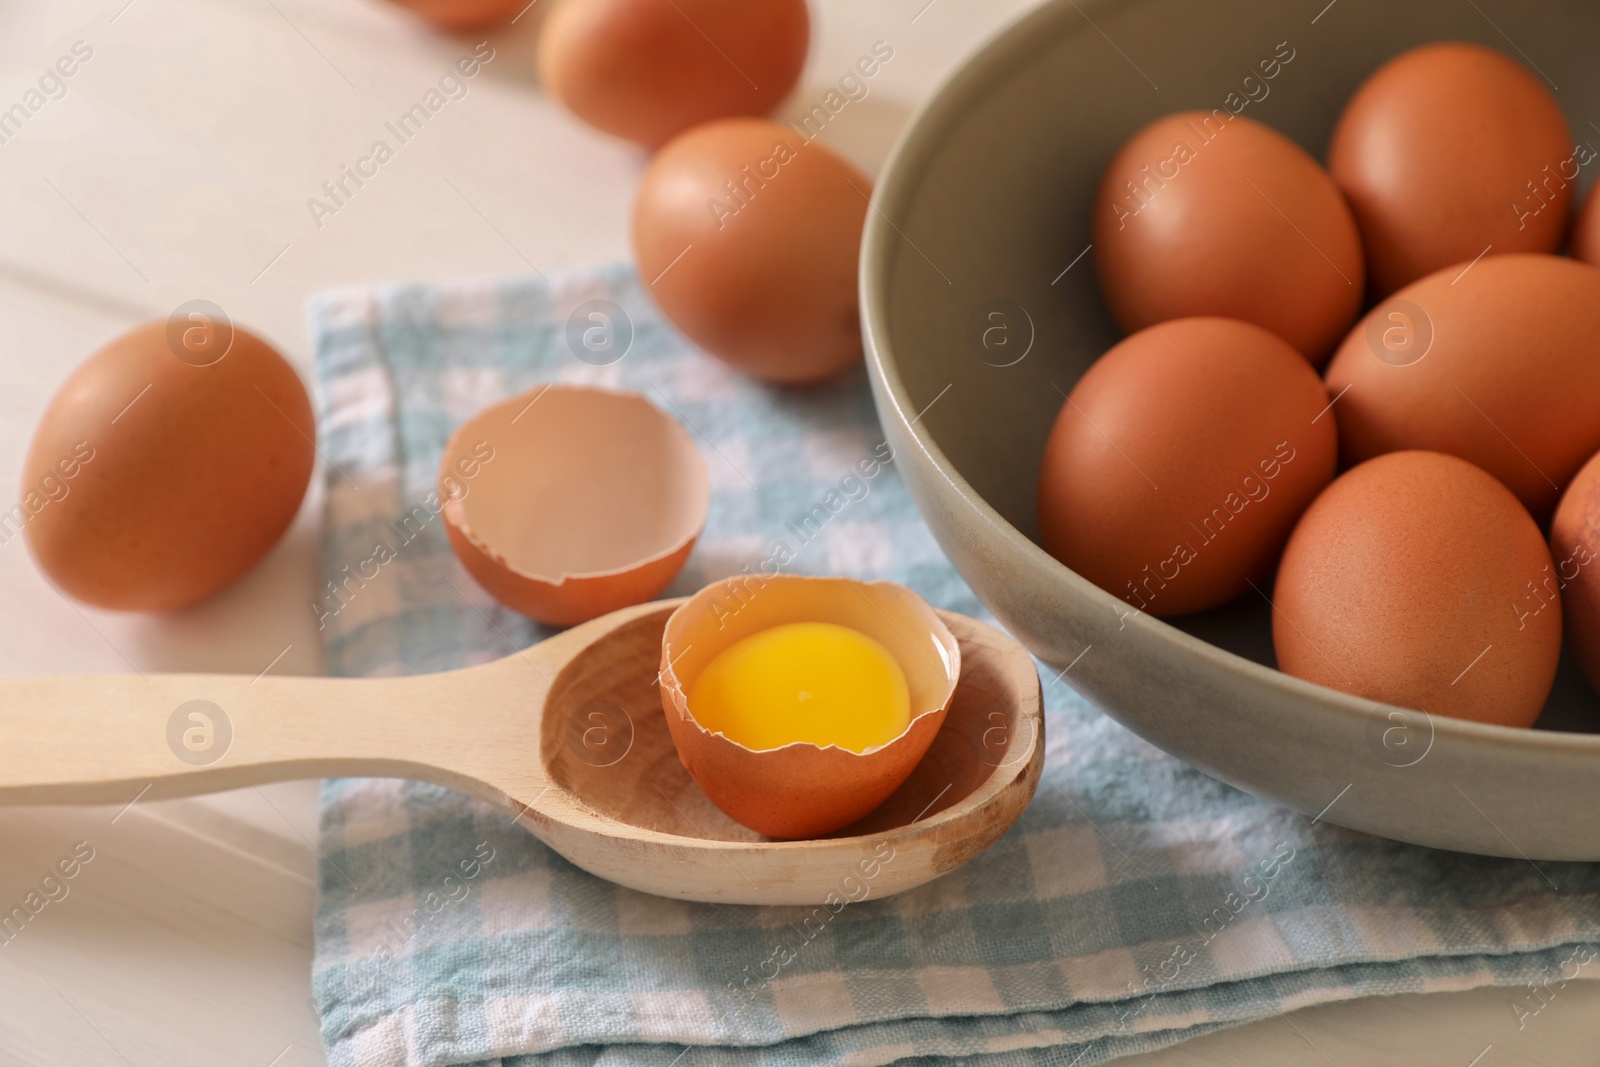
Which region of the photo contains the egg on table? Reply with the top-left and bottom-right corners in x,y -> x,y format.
22,320 -> 315,612
1093,111 -> 1363,364
539,0 -> 809,149
633,118 -> 870,385
1329,41 -> 1575,298
1037,317 -> 1337,617
1273,450 -> 1559,728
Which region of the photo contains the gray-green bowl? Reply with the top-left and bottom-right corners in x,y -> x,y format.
862,0 -> 1600,860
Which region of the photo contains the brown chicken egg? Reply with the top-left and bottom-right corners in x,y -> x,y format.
659,576 -> 960,839
1274,451 -> 1559,728
1093,111 -> 1363,364
22,320 -> 314,612
440,383 -> 708,626
1037,317 -> 1337,617
1329,41 -> 1575,299
1324,253 -> 1600,521
539,0 -> 809,148
633,118 -> 869,385
1549,449 -> 1600,691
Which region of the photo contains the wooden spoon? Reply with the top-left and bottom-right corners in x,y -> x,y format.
0,601 -> 1043,905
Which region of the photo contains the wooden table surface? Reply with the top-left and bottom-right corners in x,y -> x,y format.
0,0 -> 1593,1063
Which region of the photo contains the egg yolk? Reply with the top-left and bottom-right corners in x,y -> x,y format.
687,622 -> 912,753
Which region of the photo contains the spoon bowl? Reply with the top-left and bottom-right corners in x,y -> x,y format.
0,600 -> 1043,904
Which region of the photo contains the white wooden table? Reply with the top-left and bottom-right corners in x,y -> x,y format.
0,0 -> 1593,1063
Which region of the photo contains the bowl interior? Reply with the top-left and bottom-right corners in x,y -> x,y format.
539,607 -> 1038,841
871,0 -> 1600,733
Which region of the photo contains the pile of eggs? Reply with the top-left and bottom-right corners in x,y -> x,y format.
1039,41 -> 1600,729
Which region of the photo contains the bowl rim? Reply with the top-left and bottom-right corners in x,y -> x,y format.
858,0 -> 1600,759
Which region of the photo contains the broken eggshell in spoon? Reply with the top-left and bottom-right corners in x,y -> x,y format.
440,383 -> 709,626
658,575 -> 961,839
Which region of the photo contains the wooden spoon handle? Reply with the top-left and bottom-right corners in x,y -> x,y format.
0,660 -> 540,808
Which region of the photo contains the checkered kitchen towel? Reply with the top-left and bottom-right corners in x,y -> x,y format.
308,263 -> 1600,1067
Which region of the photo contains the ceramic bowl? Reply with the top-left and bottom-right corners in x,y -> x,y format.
862,0 -> 1600,859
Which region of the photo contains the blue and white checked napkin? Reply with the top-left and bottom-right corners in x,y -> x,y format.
308,264 -> 1600,1067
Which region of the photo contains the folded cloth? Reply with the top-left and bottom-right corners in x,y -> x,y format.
308,264 -> 1600,1067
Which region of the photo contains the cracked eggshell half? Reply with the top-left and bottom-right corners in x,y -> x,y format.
658,575 -> 960,839
440,383 -> 709,626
